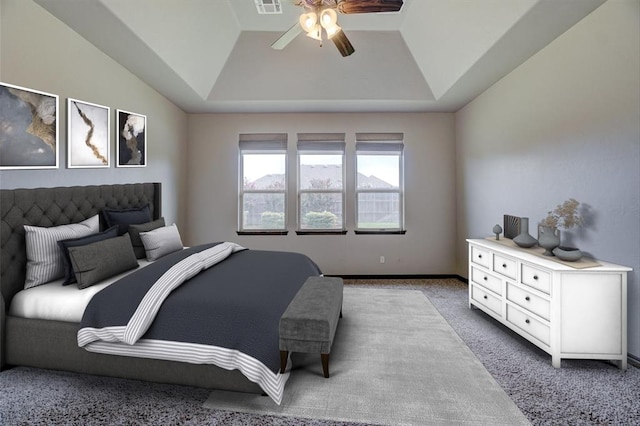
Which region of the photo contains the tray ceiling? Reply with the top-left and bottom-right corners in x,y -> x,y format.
34,0 -> 605,113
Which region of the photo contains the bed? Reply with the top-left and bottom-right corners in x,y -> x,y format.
0,182 -> 321,403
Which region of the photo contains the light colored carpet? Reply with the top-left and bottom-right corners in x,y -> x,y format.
204,287 -> 529,425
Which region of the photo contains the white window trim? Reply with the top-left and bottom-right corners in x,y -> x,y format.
297,134 -> 346,233
238,134 -> 288,234
355,134 -> 405,233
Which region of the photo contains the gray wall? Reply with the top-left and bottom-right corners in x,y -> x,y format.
0,0 -> 188,228
187,112 -> 456,276
455,0 -> 640,358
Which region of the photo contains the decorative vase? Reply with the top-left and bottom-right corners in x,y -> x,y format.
513,217 -> 537,248
492,224 -> 503,240
553,246 -> 583,261
538,226 -> 560,256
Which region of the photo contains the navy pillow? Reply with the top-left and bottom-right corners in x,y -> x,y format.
103,204 -> 152,235
58,226 -> 119,285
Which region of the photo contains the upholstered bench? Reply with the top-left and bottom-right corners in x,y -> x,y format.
279,276 -> 343,378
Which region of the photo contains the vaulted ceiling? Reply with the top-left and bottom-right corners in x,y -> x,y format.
34,0 -> 605,113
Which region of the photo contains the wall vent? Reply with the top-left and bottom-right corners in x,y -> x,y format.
255,0 -> 283,14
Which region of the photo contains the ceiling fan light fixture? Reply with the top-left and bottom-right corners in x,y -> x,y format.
324,23 -> 341,39
320,8 -> 338,28
305,24 -> 323,41
299,12 -> 317,33
320,8 -> 340,38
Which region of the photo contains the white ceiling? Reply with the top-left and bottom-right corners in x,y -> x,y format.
34,0 -> 606,114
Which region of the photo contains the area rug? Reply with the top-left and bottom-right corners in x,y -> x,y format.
203,287 -> 529,425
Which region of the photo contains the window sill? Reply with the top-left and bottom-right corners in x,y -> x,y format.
295,230 -> 348,235
236,230 -> 288,236
354,230 -> 406,235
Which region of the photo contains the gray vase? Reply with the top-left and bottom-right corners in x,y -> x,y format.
513,217 -> 537,248
538,226 -> 560,256
553,246 -> 583,261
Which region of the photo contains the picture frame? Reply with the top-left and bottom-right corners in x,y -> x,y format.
67,98 -> 110,168
116,109 -> 146,167
0,82 -> 59,169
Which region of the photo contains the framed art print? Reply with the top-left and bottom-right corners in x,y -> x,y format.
0,82 -> 59,169
116,109 -> 146,167
67,98 -> 110,168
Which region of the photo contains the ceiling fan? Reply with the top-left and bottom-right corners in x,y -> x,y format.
271,0 -> 404,57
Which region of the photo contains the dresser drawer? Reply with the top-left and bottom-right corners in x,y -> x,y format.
471,267 -> 502,295
471,285 -> 502,317
506,304 -> 550,346
507,283 -> 550,321
521,263 -> 551,294
493,254 -> 517,280
470,245 -> 491,269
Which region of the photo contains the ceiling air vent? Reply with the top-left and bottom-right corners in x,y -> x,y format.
255,0 -> 282,14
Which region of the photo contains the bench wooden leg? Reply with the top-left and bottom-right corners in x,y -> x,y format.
321,353 -> 330,378
280,350 -> 288,374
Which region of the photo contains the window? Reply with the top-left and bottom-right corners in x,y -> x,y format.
238,133 -> 287,233
297,133 -> 346,233
355,133 -> 405,233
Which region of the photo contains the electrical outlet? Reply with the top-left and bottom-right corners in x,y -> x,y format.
380,256 -> 385,264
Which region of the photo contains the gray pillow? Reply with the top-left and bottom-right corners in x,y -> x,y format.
68,233 -> 139,289
139,223 -> 184,261
128,218 -> 166,259
58,225 -> 119,285
24,215 -> 100,289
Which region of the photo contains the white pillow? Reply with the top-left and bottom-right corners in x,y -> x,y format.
139,223 -> 184,261
24,215 -> 99,288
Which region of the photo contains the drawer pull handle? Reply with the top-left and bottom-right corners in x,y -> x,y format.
525,319 -> 530,324
533,275 -> 538,280
483,276 -> 488,281
525,296 -> 530,301
483,295 -> 488,300
502,263 -> 507,268
478,254 -> 482,259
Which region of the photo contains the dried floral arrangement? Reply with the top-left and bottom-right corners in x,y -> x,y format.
540,198 -> 584,229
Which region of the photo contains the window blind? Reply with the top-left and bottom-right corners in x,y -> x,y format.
239,133 -> 287,151
297,133 -> 346,152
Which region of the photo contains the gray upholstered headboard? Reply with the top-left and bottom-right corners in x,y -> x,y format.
0,183 -> 162,309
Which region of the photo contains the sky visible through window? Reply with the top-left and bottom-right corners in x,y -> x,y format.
244,154 -> 399,187
358,155 -> 399,187
243,154 -> 285,183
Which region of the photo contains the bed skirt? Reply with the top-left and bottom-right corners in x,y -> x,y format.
3,315 -> 263,395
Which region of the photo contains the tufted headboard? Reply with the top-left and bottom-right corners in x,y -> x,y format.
0,183 -> 161,309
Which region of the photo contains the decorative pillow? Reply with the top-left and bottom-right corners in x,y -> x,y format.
68,233 -> 139,289
128,218 -> 166,259
139,223 -> 184,261
102,204 -> 152,235
24,215 -> 100,289
58,226 -> 119,285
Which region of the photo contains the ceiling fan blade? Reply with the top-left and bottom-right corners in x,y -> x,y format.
331,29 -> 355,57
271,23 -> 303,50
337,0 -> 403,14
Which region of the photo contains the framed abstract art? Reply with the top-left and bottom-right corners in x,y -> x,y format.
116,109 -> 146,167
0,82 -> 59,169
67,98 -> 110,168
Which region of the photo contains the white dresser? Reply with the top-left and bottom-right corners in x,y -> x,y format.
467,238 -> 631,369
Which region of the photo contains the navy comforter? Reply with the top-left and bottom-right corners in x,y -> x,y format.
79,243 -> 321,402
